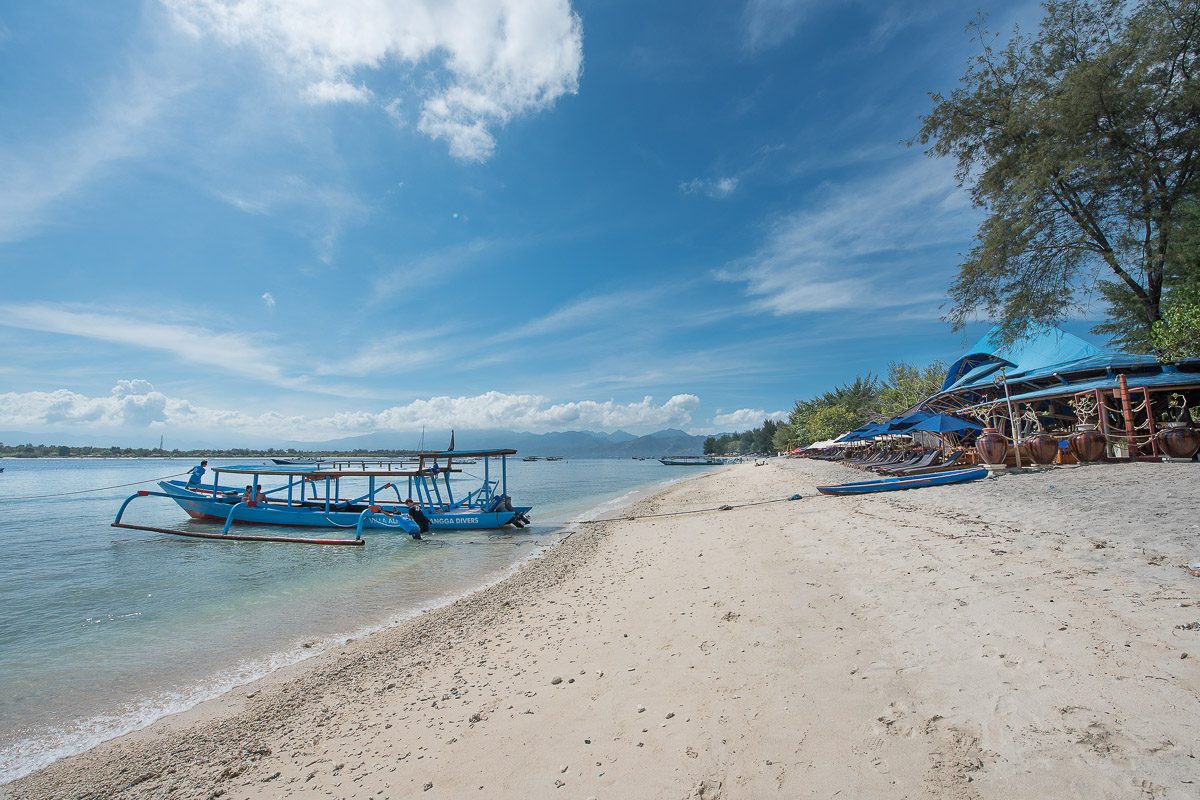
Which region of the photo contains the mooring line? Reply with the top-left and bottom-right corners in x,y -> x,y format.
0,472 -> 189,502
575,494 -> 803,524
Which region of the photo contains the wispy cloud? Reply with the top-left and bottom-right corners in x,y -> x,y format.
680,176 -> 739,198
164,0 -> 584,162
0,66 -> 184,244
0,304 -> 297,386
717,155 -> 976,315
741,0 -> 814,52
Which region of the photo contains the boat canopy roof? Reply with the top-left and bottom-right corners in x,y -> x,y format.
212,449 -> 517,479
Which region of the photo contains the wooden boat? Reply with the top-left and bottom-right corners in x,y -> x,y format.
816,466 -> 988,496
658,456 -> 723,466
113,449 -> 531,543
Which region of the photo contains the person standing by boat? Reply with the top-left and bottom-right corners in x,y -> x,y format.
404,498 -> 430,534
186,460 -> 207,488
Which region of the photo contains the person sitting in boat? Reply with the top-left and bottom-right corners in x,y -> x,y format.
242,485 -> 254,502
186,460 -> 208,488
404,498 -> 431,534
255,486 -> 268,505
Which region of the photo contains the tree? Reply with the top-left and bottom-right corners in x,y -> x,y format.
703,436 -> 718,455
1152,302 -> 1200,359
877,360 -> 948,417
913,0 -> 1200,349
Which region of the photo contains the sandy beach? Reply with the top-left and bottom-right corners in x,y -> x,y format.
5,457 -> 1199,800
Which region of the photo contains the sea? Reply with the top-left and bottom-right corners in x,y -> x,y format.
0,456 -> 711,785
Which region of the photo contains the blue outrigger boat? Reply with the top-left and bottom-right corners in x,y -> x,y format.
113,449 -> 531,545
816,466 -> 989,496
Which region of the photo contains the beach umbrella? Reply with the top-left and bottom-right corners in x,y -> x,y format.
886,411 -> 931,431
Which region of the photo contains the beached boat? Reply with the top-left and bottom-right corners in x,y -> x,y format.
113,449 -> 531,543
658,456 -> 723,466
816,466 -> 988,496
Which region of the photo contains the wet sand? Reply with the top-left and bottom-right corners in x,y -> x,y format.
5,458 -> 1199,799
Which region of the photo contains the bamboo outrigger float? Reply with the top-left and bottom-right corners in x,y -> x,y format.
112,449 -> 531,544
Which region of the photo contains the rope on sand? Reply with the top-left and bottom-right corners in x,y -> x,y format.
575,494 -> 803,524
0,472 -> 189,502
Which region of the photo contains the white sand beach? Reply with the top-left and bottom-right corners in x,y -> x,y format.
5,458 -> 1199,799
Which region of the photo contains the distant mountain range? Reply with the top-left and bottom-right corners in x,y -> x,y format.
0,427 -> 714,458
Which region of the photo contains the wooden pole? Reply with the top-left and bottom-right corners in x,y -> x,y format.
1118,374 -> 1137,456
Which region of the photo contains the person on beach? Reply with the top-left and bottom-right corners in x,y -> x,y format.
186,460 -> 207,488
404,498 -> 431,534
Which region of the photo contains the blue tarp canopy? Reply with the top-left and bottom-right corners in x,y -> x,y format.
909,414 -> 984,434
940,325 -> 1105,392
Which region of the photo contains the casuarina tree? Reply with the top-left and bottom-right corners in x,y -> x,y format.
912,0 -> 1200,350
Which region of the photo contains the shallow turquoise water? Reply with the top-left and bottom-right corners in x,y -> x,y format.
0,456 -> 708,784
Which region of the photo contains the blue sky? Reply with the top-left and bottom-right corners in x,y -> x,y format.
0,0 -> 1054,447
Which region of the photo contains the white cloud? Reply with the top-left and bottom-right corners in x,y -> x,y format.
0,385 -> 701,440
164,0 -> 584,161
710,408 -> 788,430
261,292 -> 276,307
0,383 -> 171,430
717,157 -> 976,315
304,79 -> 373,105
679,176 -> 738,198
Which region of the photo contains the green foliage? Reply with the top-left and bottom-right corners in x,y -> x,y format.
912,0 -> 1200,348
785,361 -> 951,446
1095,199 -> 1200,351
706,418 -> 783,455
1152,303 -> 1200,360
877,361 -> 948,417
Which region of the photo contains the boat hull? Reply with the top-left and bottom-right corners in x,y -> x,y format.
158,481 -> 420,534
159,482 -> 531,532
816,466 -> 988,496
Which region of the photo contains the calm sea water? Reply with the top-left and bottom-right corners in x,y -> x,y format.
0,456 -> 709,784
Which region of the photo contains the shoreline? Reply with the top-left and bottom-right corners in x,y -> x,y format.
0,462 -> 696,788
5,458 -> 1200,799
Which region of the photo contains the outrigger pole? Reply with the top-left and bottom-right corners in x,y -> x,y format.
111,521 -> 364,546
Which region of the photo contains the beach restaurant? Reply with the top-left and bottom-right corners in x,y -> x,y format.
814,326 -> 1200,467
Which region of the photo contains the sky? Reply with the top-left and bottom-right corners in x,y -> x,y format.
0,0 -> 1059,448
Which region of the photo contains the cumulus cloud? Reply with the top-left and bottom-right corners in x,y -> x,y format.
164,0 -> 584,161
710,407 -> 788,430
1,382 -> 171,430
0,385 -> 700,440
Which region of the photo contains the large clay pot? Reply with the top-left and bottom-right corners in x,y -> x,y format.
1022,433 -> 1059,465
1068,424 -> 1107,463
975,427 -> 1008,465
1158,422 -> 1200,460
